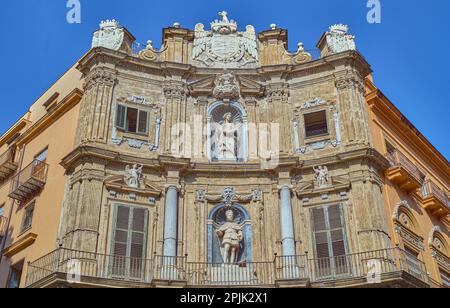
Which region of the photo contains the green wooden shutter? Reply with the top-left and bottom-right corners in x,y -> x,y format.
129,207 -> 148,279
137,110 -> 149,134
111,205 -> 148,280
311,204 -> 348,278
112,205 -> 130,276
115,105 -> 127,130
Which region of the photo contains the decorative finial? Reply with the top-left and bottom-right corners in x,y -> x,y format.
329,24 -> 349,34
173,22 -> 181,28
270,24 -> 277,30
100,19 -> 120,29
146,40 -> 154,50
219,11 -> 229,23
297,42 -> 305,52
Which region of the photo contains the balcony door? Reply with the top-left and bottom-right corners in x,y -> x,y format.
31,148 -> 48,179
311,204 -> 350,279
110,205 -> 148,281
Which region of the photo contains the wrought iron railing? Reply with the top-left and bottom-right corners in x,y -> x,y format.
13,160 -> 48,187
0,147 -> 15,167
26,248 -> 153,287
422,180 -> 449,210
385,150 -> 422,184
26,247 -> 428,287
9,160 -> 49,201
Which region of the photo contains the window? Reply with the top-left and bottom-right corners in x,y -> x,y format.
0,203 -> 4,217
311,204 -> 349,278
35,148 -> 48,162
7,261 -> 24,288
111,205 -> 148,280
304,111 -> 328,138
21,203 -> 35,233
115,104 -> 149,135
404,247 -> 423,279
440,270 -> 450,288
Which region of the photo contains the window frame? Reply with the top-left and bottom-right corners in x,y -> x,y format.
6,260 -> 24,289
302,109 -> 330,140
115,104 -> 150,136
310,204 -> 350,279
20,202 -> 35,234
109,203 -> 149,280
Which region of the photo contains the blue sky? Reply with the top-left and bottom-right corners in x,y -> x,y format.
0,0 -> 448,159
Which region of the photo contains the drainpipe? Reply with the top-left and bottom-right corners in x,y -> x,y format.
0,144 -> 26,265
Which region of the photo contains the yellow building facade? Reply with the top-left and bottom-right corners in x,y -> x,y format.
0,14 -> 448,288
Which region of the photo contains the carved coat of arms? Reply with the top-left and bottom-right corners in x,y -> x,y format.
192,11 -> 259,68
92,20 -> 125,51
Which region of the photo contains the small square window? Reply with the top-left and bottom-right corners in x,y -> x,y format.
115,105 -> 149,135
21,203 -> 35,233
304,111 -> 328,138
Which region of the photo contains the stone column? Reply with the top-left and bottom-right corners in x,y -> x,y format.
77,67 -> 117,145
279,185 -> 296,256
163,185 -> 179,257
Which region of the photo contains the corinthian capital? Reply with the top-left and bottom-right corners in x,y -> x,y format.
163,83 -> 188,99
84,68 -> 118,91
334,76 -> 365,93
266,83 -> 289,102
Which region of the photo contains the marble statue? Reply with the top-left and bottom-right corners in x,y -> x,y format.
314,166 -> 330,188
217,113 -> 238,160
216,209 -> 244,264
125,164 -> 143,188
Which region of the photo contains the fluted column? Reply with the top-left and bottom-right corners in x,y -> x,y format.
279,185 -> 296,256
163,185 -> 179,257
77,67 -> 117,145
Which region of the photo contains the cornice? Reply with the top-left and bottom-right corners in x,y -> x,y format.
0,117 -> 31,148
76,47 -> 372,86
16,88 -> 83,147
366,86 -> 450,182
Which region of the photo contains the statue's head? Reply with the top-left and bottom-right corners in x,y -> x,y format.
223,112 -> 233,123
225,209 -> 234,222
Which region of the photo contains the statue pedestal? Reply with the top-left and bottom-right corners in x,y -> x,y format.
206,264 -> 258,286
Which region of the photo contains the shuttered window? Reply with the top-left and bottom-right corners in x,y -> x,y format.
440,270 -> 450,288
311,204 -> 349,278
115,104 -> 149,135
111,205 -> 148,280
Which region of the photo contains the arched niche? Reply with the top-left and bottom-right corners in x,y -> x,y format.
207,203 -> 252,264
206,101 -> 248,162
429,226 -> 449,255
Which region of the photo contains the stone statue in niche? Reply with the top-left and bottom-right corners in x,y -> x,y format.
217,113 -> 238,160
125,164 -> 143,188
215,209 -> 244,264
314,166 -> 330,188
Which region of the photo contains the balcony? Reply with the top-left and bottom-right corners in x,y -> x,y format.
26,247 -> 429,288
0,148 -> 18,183
9,160 -> 48,202
385,150 -> 422,192
420,181 -> 450,219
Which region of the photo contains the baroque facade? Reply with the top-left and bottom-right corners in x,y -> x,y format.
0,13 -> 448,288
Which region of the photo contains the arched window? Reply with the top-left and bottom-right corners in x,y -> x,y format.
206,101 -> 248,162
